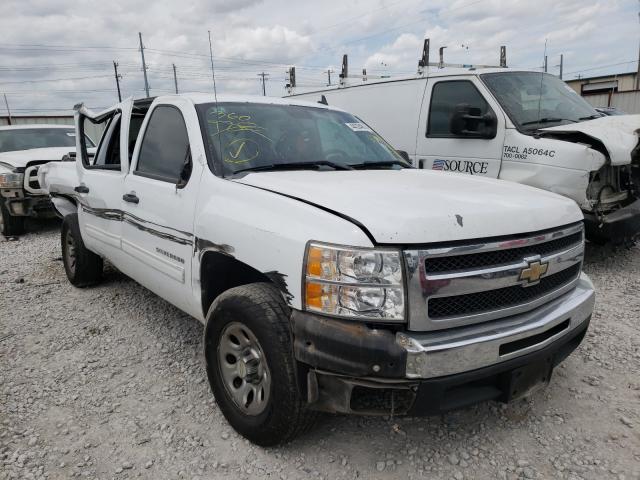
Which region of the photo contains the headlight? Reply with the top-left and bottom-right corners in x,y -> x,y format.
303,242 -> 405,321
0,172 -> 24,189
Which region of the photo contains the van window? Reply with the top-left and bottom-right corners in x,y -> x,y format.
427,81 -> 491,137
481,72 -> 599,131
136,106 -> 190,183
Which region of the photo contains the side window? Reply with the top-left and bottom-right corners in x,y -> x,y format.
90,113 -> 121,170
427,81 -> 493,138
135,106 -> 190,183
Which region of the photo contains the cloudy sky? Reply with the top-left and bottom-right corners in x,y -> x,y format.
0,0 -> 638,115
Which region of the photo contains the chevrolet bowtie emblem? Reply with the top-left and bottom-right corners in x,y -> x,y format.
519,260 -> 549,284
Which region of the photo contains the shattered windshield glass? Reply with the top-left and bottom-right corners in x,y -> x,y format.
481,72 -> 599,131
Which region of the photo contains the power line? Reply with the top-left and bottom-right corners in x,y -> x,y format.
0,74 -> 114,85
564,60 -> 636,76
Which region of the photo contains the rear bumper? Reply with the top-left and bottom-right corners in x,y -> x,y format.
584,198 -> 640,243
292,274 -> 594,415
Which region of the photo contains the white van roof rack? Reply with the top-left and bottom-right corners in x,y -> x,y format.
285,40 -> 508,93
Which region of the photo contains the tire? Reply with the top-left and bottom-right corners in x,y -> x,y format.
204,282 -> 317,446
61,213 -> 103,287
0,200 -> 25,237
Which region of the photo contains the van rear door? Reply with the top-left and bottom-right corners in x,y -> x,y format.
416,77 -> 505,177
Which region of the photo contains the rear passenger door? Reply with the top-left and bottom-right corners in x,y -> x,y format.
75,100 -> 132,266
121,100 -> 203,314
416,78 -> 505,178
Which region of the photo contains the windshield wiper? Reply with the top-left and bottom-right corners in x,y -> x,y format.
232,160 -> 353,175
348,160 -> 412,169
521,117 -> 578,126
579,114 -> 602,121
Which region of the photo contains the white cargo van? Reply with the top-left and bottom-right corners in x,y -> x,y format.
286,65 -> 640,243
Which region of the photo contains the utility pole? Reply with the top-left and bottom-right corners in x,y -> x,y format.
172,64 -> 179,94
138,32 -> 150,97
257,72 -> 269,96
636,0 -> 640,89
636,40 -> 640,90
3,94 -> 12,125
113,61 -> 122,102
544,55 -> 548,73
327,69 -> 334,86
559,54 -> 563,80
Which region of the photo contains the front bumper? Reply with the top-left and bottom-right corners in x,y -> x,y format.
584,198 -> 640,243
292,273 -> 595,415
0,193 -> 54,218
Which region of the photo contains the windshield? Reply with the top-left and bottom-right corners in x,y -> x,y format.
0,127 -> 94,153
197,102 -> 408,176
481,72 -> 599,131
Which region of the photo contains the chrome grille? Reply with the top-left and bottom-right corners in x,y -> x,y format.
428,264 -> 581,319
424,231 -> 583,273
404,223 -> 584,331
23,163 -> 46,195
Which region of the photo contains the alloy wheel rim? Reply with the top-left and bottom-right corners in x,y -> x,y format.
65,230 -> 76,274
217,321 -> 271,416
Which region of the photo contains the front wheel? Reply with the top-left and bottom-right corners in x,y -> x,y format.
61,214 -> 103,287
0,200 -> 25,237
204,283 -> 317,446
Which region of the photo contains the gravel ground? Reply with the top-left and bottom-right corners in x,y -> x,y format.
1,220 -> 639,480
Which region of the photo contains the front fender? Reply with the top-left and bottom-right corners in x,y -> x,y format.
194,177 -> 373,311
50,195 -> 78,217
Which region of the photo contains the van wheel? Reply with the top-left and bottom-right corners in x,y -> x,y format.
204,283 -> 317,446
0,200 -> 25,237
61,214 -> 103,287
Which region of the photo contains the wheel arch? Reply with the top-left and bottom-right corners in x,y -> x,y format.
51,194 -> 79,218
200,250 -> 286,321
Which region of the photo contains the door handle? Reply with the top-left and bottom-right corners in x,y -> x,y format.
122,193 -> 139,204
74,185 -> 89,194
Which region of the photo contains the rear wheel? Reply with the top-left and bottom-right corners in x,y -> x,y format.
204,283 -> 317,446
61,214 -> 103,287
0,200 -> 25,237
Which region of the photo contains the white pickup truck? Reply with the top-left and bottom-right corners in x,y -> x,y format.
287,68 -> 640,244
39,94 -> 595,445
0,124 -> 94,236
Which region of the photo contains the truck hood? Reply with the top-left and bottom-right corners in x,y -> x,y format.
0,147 -> 74,169
540,114 -> 640,165
233,169 -> 582,244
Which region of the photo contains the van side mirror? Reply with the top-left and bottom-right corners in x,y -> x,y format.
176,148 -> 192,190
450,104 -> 497,139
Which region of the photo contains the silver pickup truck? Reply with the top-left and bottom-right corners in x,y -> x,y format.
0,124 -> 94,236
